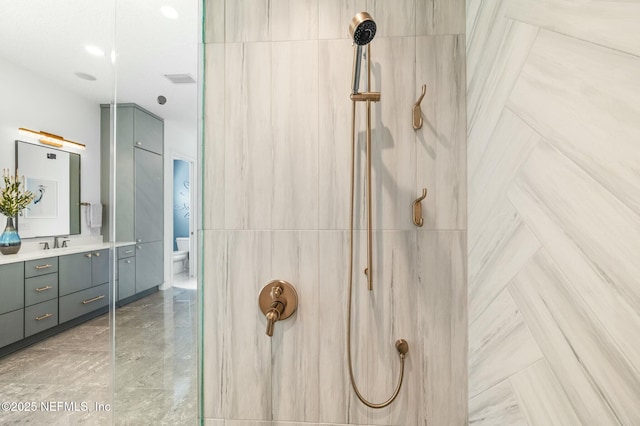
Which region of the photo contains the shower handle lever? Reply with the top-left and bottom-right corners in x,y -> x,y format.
259,280 -> 298,337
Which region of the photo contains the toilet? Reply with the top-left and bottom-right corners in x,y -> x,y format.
173,237 -> 190,274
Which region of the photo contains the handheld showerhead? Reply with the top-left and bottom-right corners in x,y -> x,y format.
349,12 -> 376,46
349,12 -> 376,94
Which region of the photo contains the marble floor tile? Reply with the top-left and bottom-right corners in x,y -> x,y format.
0,284 -> 198,425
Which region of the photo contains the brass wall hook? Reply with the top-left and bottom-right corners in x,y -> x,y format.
412,188 -> 427,227
412,84 -> 426,130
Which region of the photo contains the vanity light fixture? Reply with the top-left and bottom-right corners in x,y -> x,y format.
18,128 -> 86,150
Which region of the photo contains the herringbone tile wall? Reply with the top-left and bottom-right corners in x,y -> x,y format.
467,1 -> 640,424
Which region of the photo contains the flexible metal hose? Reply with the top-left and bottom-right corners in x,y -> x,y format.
346,99 -> 406,409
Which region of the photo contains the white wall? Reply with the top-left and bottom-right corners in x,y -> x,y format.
467,1 -> 640,424
0,57 -> 102,238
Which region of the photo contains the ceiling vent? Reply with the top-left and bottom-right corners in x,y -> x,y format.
164,74 -> 196,84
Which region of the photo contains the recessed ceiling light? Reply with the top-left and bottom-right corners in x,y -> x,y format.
85,45 -> 105,57
160,5 -> 179,19
75,72 -> 97,81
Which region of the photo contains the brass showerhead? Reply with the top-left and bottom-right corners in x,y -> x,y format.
349,12 -> 376,46
349,12 -> 376,95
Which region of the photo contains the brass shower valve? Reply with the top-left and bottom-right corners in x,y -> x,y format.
259,280 -> 298,337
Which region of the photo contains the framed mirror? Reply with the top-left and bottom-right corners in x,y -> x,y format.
15,140 -> 81,237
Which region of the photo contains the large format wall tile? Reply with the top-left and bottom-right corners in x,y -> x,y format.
318,0 -> 368,40
369,36 -> 416,231
510,250 -> 640,424
203,43 -> 226,229
467,20 -> 538,176
204,0 -> 224,43
469,379 -> 527,426
416,35 -> 466,230
468,2 -> 640,423
225,0 -> 271,42
510,360 -> 581,426
509,141 -> 640,368
508,29 -> 640,216
271,0 -> 318,41
204,2 -> 467,425
318,39 -> 365,230
505,0 -> 640,57
417,0 -> 465,35
270,231 -> 320,422
271,41 -> 319,230
203,231 -> 227,419
223,231 -> 273,419
318,231 -> 350,424
366,0 -> 416,38
224,43 -> 272,230
469,287 -> 542,398
418,231 -> 467,426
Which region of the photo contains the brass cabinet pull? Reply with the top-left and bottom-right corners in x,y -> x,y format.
94,252 -> 100,257
136,141 -> 142,146
85,253 -> 93,258
125,260 -> 131,264
124,250 -> 133,254
35,313 -> 53,321
82,295 -> 105,305
35,285 -> 53,292
35,264 -> 52,270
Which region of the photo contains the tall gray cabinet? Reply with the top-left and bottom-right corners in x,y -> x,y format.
100,103 -> 164,298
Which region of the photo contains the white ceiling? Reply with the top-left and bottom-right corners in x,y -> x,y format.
0,0 -> 199,127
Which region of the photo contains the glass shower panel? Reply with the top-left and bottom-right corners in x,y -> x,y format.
0,1 -> 117,424
111,0 -> 201,424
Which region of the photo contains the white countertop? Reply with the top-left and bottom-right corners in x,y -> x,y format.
0,241 -> 135,266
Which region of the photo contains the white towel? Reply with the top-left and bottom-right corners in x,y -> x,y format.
86,202 -> 102,229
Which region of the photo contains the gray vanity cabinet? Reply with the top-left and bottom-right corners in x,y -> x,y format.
136,241 -> 163,293
0,263 -> 24,347
117,245 -> 136,301
0,263 -> 24,314
135,147 -> 163,243
101,103 -> 164,300
59,249 -> 109,296
134,107 -> 163,155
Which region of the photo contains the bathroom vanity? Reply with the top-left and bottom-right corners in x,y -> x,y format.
0,242 -> 154,357
100,103 -> 164,295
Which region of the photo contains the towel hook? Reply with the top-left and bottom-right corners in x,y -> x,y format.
412,188 -> 427,227
412,84 -> 426,130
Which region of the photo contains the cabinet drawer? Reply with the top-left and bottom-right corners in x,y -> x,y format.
0,309 -> 24,347
24,273 -> 58,307
59,283 -> 109,323
25,257 -> 58,278
24,299 -> 58,338
0,262 -> 24,314
117,245 -> 136,259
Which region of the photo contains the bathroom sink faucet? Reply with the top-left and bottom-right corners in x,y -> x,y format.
53,236 -> 69,249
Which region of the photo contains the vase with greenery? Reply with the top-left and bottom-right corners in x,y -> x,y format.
0,169 -> 34,255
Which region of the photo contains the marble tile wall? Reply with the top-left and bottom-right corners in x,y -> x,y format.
203,0 -> 466,425
467,1 -> 640,424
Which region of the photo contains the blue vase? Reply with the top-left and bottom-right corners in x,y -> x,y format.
0,217 -> 21,255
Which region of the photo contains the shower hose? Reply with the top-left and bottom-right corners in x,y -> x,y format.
346,99 -> 407,409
